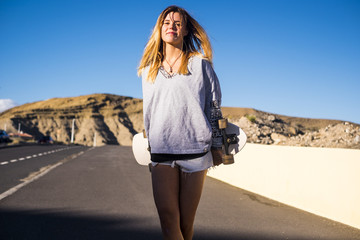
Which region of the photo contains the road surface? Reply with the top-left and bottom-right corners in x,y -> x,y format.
0,144 -> 88,194
0,145 -> 359,239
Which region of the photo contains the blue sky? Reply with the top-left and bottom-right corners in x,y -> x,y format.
1,0 -> 359,124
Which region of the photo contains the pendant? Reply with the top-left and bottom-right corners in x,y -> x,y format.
169,67 -> 173,73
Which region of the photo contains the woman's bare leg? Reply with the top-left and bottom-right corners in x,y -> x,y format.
151,164 -> 184,240
179,170 -> 207,240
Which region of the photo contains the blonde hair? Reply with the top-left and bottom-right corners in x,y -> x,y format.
137,5 -> 213,82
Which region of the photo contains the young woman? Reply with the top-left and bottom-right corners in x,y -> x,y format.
138,5 -> 224,240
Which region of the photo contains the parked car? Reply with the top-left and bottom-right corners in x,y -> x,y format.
38,136 -> 54,144
0,130 -> 11,143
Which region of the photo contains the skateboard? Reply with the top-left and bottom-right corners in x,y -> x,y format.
218,119 -> 247,164
131,119 -> 247,166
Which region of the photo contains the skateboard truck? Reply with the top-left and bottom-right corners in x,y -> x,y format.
142,130 -> 151,152
218,118 -> 238,165
143,130 -> 152,172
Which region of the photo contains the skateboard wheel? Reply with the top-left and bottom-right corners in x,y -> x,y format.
222,154 -> 234,165
218,119 -> 228,129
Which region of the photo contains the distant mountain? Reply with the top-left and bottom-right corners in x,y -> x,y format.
0,93 -> 359,149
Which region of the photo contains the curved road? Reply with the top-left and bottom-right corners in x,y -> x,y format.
0,145 -> 359,239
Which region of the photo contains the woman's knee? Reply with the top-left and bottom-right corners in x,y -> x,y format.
157,204 -> 180,222
158,207 -> 182,237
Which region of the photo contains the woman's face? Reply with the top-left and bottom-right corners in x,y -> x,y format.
161,11 -> 187,47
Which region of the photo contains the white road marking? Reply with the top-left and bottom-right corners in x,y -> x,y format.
1,146 -> 79,167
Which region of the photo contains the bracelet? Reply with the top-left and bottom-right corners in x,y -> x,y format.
211,146 -> 222,150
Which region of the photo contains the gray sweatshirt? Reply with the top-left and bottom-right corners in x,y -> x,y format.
142,55 -> 223,155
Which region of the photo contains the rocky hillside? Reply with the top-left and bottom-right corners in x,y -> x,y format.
225,112 -> 360,149
0,93 -> 359,149
0,94 -> 143,146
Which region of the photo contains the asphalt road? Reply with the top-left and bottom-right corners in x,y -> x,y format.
0,145 -> 359,240
0,144 -> 88,194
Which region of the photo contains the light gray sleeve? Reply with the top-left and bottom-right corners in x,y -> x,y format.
202,60 -> 223,148
141,67 -> 152,139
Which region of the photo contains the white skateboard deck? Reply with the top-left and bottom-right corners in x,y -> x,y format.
132,132 -> 151,166
226,122 -> 247,155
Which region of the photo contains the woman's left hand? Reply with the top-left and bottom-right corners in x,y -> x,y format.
211,148 -> 223,166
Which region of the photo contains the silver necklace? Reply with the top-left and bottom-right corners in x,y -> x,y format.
165,52 -> 182,74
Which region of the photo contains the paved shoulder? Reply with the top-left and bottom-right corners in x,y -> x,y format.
197,177 -> 360,239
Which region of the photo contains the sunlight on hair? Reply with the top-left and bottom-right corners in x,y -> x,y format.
137,5 -> 213,82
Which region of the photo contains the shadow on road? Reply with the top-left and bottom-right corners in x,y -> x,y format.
0,208 -> 331,240
0,208 -> 161,240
